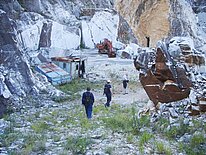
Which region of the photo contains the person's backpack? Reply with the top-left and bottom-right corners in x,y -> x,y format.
103,84 -> 110,94
85,92 -> 91,104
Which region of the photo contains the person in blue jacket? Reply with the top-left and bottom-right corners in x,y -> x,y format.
82,87 -> 94,119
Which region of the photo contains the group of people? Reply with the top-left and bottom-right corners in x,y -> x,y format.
82,74 -> 129,119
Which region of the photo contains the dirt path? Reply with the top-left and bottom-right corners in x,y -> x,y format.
83,49 -> 149,107
92,81 -> 149,107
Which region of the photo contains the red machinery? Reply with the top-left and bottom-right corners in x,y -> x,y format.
96,38 -> 116,58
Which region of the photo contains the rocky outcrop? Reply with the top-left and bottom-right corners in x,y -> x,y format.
117,15 -> 138,44
134,37 -> 206,116
115,0 -> 206,48
115,0 -> 170,47
0,10 -> 38,117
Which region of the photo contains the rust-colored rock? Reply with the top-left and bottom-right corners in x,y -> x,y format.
184,54 -> 205,66
134,42 -> 192,106
188,104 -> 201,116
199,98 -> 206,112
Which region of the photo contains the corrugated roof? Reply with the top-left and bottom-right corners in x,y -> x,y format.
51,56 -> 87,62
35,63 -> 71,85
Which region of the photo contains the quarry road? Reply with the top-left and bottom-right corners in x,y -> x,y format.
81,49 -> 149,107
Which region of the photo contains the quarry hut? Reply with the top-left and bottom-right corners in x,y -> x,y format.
51,55 -> 87,79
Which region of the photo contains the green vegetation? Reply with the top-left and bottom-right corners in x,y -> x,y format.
31,120 -> 51,133
102,113 -> 133,132
138,132 -> 153,147
153,117 -> 170,133
52,95 -> 71,103
126,133 -> 134,143
57,79 -> 102,94
18,134 -> 47,155
55,79 -> 103,102
155,141 -> 172,155
182,133 -> 206,155
100,105 -> 134,132
64,136 -> 92,154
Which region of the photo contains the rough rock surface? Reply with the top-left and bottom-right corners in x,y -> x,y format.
115,0 -> 170,47
0,10 -> 37,117
0,0 -> 137,117
115,0 -> 206,48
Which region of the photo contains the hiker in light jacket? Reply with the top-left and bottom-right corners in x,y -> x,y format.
123,73 -> 129,94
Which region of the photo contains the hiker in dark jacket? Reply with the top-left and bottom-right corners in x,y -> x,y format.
103,80 -> 112,107
82,87 -> 94,119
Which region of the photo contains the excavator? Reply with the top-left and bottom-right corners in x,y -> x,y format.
96,38 -> 116,58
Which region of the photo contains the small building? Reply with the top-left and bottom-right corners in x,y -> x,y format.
35,62 -> 71,85
51,55 -> 87,79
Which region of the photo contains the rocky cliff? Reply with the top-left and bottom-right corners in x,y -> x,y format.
115,0 -> 206,48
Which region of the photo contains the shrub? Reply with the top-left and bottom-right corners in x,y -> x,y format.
31,121 -> 50,133
138,132 -> 153,148
52,95 -> 70,102
64,136 -> 92,154
102,112 -> 133,132
164,118 -> 190,140
155,141 -> 172,155
126,133 -> 134,143
132,108 -> 150,135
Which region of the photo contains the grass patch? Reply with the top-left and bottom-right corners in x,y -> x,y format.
183,133 -> 206,155
155,141 -> 172,155
0,132 -> 20,147
56,79 -> 102,95
64,136 -> 92,154
31,121 -> 51,133
19,134 -> 47,154
138,132 -> 153,148
153,117 -> 170,133
126,133 -> 134,143
99,105 -> 151,134
162,118 -> 190,140
101,112 -> 133,132
79,118 -> 93,130
52,95 -> 71,103
131,107 -> 150,135
93,104 -> 110,115
0,119 -> 21,147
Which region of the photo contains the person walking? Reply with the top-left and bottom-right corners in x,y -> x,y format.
123,73 -> 129,94
82,87 -> 94,119
103,79 -> 112,107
